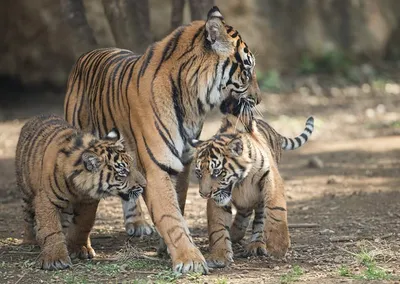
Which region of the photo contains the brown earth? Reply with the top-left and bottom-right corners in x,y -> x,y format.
0,81 -> 399,283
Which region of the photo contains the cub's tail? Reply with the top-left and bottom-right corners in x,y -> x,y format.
281,116 -> 314,150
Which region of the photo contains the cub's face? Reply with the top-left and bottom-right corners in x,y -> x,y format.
193,135 -> 252,206
73,130 -> 146,201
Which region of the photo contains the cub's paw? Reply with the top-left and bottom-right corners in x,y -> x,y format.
206,249 -> 234,268
265,224 -> 290,258
173,247 -> 209,274
125,220 -> 154,237
242,241 -> 268,257
69,244 -> 96,260
40,249 -> 72,270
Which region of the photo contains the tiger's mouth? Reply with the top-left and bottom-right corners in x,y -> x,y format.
212,183 -> 234,206
220,95 -> 256,118
118,185 -> 144,201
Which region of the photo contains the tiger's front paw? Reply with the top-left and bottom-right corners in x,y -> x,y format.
206,249 -> 234,268
40,245 -> 72,270
125,220 -> 154,237
242,241 -> 268,257
69,244 -> 96,260
265,223 -> 290,258
173,246 -> 209,274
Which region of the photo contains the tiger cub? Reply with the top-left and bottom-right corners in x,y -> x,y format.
191,115 -> 314,268
16,114 -> 146,270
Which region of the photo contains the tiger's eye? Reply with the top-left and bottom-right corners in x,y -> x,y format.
212,169 -> 221,177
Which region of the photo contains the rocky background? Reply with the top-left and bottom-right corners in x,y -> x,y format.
1,0 -> 400,89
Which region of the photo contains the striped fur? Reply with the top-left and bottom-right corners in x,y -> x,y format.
192,115 -> 314,268
63,6 -> 261,274
16,114 -> 145,270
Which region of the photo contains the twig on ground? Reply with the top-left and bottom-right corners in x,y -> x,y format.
329,236 -> 357,242
14,272 -> 28,284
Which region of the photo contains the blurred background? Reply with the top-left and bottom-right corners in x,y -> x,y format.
2,0 -> 400,92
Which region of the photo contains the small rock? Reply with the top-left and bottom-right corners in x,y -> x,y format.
361,83 -> 371,93
301,206 -> 310,211
376,104 -> 386,114
308,156 -> 324,169
334,255 -> 343,263
365,108 -> 375,118
327,176 -> 339,184
320,229 -> 335,235
273,266 -> 280,270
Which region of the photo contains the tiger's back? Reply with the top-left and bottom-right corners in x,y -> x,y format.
64,48 -> 141,142
16,115 -> 74,199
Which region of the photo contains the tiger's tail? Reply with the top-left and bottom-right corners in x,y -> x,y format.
281,116 -> 314,150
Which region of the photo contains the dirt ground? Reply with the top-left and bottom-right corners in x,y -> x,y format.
0,80 -> 399,283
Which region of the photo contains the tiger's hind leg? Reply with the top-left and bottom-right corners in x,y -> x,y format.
22,197 -> 36,244
122,198 -> 154,237
242,202 -> 268,257
66,201 -> 98,260
263,165 -> 290,258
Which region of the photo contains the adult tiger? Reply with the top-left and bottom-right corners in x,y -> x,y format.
191,114 -> 314,268
16,114 -> 145,270
64,6 -> 261,274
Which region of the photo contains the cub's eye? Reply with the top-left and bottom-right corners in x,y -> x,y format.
117,168 -> 129,177
212,169 -> 221,177
195,168 -> 202,179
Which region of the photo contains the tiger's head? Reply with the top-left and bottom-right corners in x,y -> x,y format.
204,6 -> 261,112
191,134 -> 253,206
69,129 -> 146,201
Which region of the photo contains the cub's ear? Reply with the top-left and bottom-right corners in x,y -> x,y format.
189,139 -> 204,148
105,128 -> 125,149
227,138 -> 243,157
82,151 -> 102,172
205,6 -> 232,54
104,128 -> 120,141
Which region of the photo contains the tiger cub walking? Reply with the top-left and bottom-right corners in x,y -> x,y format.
16,114 -> 146,270
191,115 -> 314,268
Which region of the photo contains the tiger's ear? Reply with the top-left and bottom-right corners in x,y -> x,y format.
227,138 -> 243,157
82,151 -> 102,172
205,6 -> 232,54
189,139 -> 204,148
